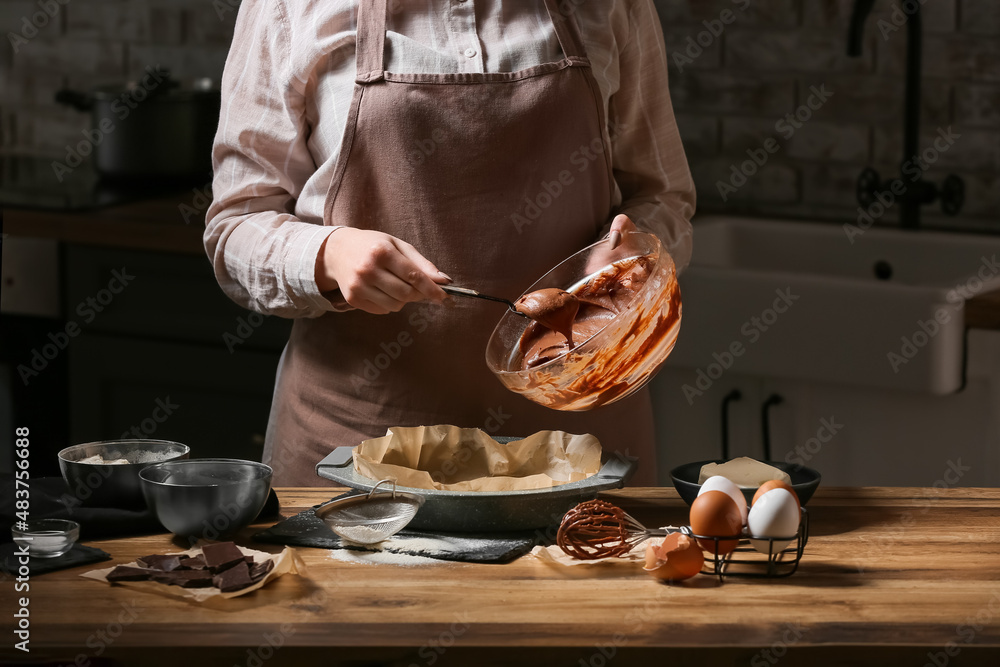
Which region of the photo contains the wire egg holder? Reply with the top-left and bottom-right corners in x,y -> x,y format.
682,507 -> 809,582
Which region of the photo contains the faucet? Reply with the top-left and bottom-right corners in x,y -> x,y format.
847,0 -> 964,228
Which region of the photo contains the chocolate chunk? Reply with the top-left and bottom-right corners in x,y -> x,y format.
137,554 -> 182,571
178,556 -> 206,570
249,559 -> 274,583
201,542 -> 245,572
212,561 -> 254,592
244,555 -> 256,564
107,565 -> 154,582
151,569 -> 214,588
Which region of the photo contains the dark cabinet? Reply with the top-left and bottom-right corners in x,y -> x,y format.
64,245 -> 293,460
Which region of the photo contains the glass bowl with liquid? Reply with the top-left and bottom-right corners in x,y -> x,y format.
486,232 -> 682,411
12,519 -> 80,558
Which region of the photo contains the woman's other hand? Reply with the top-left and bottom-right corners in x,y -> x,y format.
315,228 -> 450,314
607,213 -> 638,249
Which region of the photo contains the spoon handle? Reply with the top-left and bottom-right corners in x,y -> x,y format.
441,285 -> 526,316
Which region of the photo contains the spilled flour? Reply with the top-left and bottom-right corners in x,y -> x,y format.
328,548 -> 441,566
328,535 -> 461,566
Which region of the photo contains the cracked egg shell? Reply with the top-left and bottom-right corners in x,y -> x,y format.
643,533 -> 704,581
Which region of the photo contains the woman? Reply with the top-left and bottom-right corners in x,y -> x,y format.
205,0 -> 695,487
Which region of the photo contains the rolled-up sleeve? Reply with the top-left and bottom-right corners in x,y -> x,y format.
605,0 -> 695,271
204,0 -> 337,318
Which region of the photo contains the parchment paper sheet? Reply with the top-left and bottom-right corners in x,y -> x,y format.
81,543 -> 303,602
528,526 -> 679,567
353,425 -> 602,492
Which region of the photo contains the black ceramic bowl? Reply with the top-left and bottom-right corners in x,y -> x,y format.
670,460 -> 821,507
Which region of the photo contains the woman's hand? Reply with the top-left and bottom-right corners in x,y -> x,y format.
607,213 -> 638,249
315,228 -> 450,314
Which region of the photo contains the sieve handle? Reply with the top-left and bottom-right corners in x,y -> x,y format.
368,478 -> 398,499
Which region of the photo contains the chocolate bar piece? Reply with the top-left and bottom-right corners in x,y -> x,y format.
212,561 -> 254,592
137,554 -> 182,571
249,559 -> 274,583
107,565 -> 154,582
201,542 -> 245,572
151,569 -> 214,588
178,556 -> 206,570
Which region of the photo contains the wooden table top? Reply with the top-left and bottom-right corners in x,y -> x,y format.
7,486 -> 1000,666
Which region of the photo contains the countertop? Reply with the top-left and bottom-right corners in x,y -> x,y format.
4,190 -> 206,255
9,486 -> 1000,666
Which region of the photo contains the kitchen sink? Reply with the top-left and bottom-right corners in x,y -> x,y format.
664,215 -> 1000,393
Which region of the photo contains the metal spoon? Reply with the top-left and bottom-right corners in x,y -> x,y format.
441,285 -> 530,318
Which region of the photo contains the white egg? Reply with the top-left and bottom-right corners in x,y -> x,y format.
747,488 -> 800,554
698,475 -> 748,525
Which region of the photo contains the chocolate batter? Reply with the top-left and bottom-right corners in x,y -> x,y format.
517,255 -> 653,369
514,288 -> 580,347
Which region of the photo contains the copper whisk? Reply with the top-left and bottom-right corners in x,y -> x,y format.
556,499 -> 669,560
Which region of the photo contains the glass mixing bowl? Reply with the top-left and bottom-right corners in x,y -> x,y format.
486,232 -> 682,411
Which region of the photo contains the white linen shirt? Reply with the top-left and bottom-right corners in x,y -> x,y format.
205,0 -> 695,318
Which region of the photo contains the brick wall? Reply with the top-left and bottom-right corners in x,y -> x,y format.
656,0 -> 1000,230
0,0 -> 237,157
2,0 -> 997,230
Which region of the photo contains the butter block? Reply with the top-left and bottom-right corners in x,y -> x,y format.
698,457 -> 791,488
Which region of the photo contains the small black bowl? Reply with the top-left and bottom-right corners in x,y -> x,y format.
670,460 -> 821,507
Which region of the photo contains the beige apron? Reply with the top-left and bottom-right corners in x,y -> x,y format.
265,0 -> 658,486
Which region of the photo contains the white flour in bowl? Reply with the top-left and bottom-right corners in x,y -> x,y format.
76,450 -> 178,465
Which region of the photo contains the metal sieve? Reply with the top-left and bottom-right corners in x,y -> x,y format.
315,479 -> 425,545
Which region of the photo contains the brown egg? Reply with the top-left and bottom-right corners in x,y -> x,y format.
689,490 -> 744,556
643,533 -> 704,581
753,480 -> 800,511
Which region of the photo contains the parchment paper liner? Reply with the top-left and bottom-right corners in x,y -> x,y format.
352,425 -> 602,492
528,527 -> 678,566
81,542 -> 303,601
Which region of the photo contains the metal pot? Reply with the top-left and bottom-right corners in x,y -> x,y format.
55,67 -> 220,182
